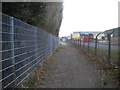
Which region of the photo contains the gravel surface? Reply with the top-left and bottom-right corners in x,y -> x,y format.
43,42 -> 101,88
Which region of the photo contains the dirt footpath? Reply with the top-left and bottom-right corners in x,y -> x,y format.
43,42 -> 101,88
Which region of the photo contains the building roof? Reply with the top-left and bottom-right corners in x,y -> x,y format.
73,31 -> 103,34
104,27 -> 119,33
81,31 -> 103,33
73,32 -> 81,34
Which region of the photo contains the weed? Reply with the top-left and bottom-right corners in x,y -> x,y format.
18,47 -> 60,88
72,43 -> 119,88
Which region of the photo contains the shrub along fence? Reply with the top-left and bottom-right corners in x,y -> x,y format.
0,12 -> 60,88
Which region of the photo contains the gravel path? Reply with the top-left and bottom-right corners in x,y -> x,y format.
44,42 -> 101,88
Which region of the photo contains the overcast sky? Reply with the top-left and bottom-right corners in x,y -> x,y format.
59,0 -> 119,37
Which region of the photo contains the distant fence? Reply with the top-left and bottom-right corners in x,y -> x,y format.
69,31 -> 119,67
0,12 -> 60,88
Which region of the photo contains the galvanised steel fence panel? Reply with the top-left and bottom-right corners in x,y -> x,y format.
0,12 -> 60,88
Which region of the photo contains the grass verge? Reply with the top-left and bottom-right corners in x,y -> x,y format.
82,44 -> 119,66
17,46 -> 61,88
71,43 -> 119,88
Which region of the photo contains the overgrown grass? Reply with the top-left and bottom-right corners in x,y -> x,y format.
21,63 -> 45,88
23,78 -> 38,88
72,43 -> 119,88
98,68 -> 119,88
83,45 -> 119,65
17,46 -> 61,88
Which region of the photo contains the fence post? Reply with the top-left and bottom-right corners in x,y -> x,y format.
0,12 -> 2,90
83,41 -> 84,49
52,37 -> 55,51
83,37 -> 85,49
108,34 -> 111,64
118,29 -> 120,87
10,17 -> 16,87
95,33 -> 101,55
108,30 -> 114,65
88,37 -> 90,52
78,39 -> 79,45
80,38 -> 81,46
78,38 -> 80,45
35,27 -> 38,63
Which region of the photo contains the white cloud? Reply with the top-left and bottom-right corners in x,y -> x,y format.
59,0 -> 119,37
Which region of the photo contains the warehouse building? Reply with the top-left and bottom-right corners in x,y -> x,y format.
80,31 -> 104,40
71,31 -> 105,40
71,32 -> 81,40
104,27 -> 120,41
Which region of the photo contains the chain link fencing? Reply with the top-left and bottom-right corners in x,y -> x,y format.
69,30 -> 119,67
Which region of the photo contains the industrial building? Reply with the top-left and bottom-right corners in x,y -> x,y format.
71,32 -> 81,40
71,31 -> 105,40
104,27 -> 120,41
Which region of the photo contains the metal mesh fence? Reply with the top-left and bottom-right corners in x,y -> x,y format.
0,12 -> 60,88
